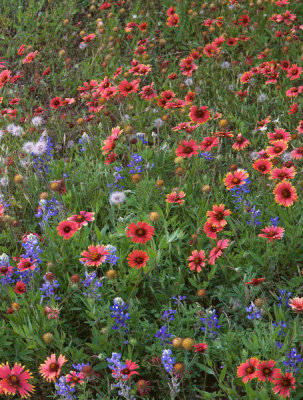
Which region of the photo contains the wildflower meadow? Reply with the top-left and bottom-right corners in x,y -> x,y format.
0,0 -> 303,398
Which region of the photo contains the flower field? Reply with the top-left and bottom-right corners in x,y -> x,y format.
0,0 -> 303,398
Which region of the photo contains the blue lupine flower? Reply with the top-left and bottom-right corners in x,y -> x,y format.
270,217 -> 279,227
200,309 -> 221,338
199,152 -> 213,161
161,349 -> 175,374
246,302 -> 262,320
171,295 -> 186,305
155,325 -> 172,345
110,298 -> 130,332
55,376 -> 76,399
278,289 -> 292,308
162,309 -> 176,321
283,348 -> 303,374
82,271 -> 103,300
40,274 -> 60,302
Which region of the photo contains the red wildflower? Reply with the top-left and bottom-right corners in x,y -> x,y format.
258,226 -> 285,242
175,139 -> 199,158
203,221 -> 223,239
0,362 -> 34,398
166,13 -> 179,28
189,106 -> 210,124
273,181 -> 298,207
207,204 -> 231,228
50,96 -> 62,109
291,147 -> 303,159
224,169 -> 249,190
266,140 -> 288,158
14,281 -> 26,295
136,379 -> 151,396
194,343 -> 208,353
208,239 -> 230,265
287,64 -> 302,80
188,250 -> 206,273
200,136 -> 219,152
118,79 -> 140,96
17,257 -> 37,272
252,159 -> 272,174
126,221 -> 154,244
68,211 -> 95,228
245,278 -> 265,286
57,220 -> 79,240
80,245 -> 109,267
289,297 -> 303,312
39,354 -> 67,382
272,371 -> 296,398
237,358 -> 259,383
127,250 -> 149,269
166,191 -> 186,205
114,360 -> 139,380
232,134 -> 250,151
269,167 -> 296,181
256,360 -> 279,383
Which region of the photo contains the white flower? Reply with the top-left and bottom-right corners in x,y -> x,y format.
31,116 -> 44,126
0,253 -> 10,264
282,152 -> 292,162
26,234 -> 38,245
228,84 -> 234,91
0,177 -> 9,186
221,61 -> 231,69
109,191 -> 126,205
258,93 -> 267,103
6,124 -> 23,137
0,130 -> 4,140
22,142 -> 36,154
154,118 -> 164,128
33,140 -> 47,156
184,78 -> 193,86
79,43 -> 87,50
113,297 -> 124,306
250,152 -> 259,160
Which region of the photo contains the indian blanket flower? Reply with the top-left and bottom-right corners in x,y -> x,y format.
232,134 -> 250,151
256,360 -> 279,382
17,257 -> 37,272
289,297 -> 303,312
224,169 -> 249,190
258,226 -> 285,242
252,158 -> 272,174
200,136 -> 219,152
266,140 -> 288,158
203,221 -> 223,239
0,362 -> 34,398
273,181 -> 298,207
65,371 -> 84,387
207,204 -> 231,228
291,147 -> 303,159
39,354 -> 67,382
189,105 -> 210,124
188,250 -> 206,273
14,281 -> 26,295
175,139 -> 199,158
166,191 -> 186,205
79,245 -> 109,267
272,371 -> 296,398
127,249 -> 149,269
57,220 -> 79,240
237,358 -> 259,383
116,360 -> 139,380
270,167 -> 296,181
126,221 -> 154,244
68,211 -> 95,228
208,239 -> 230,265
